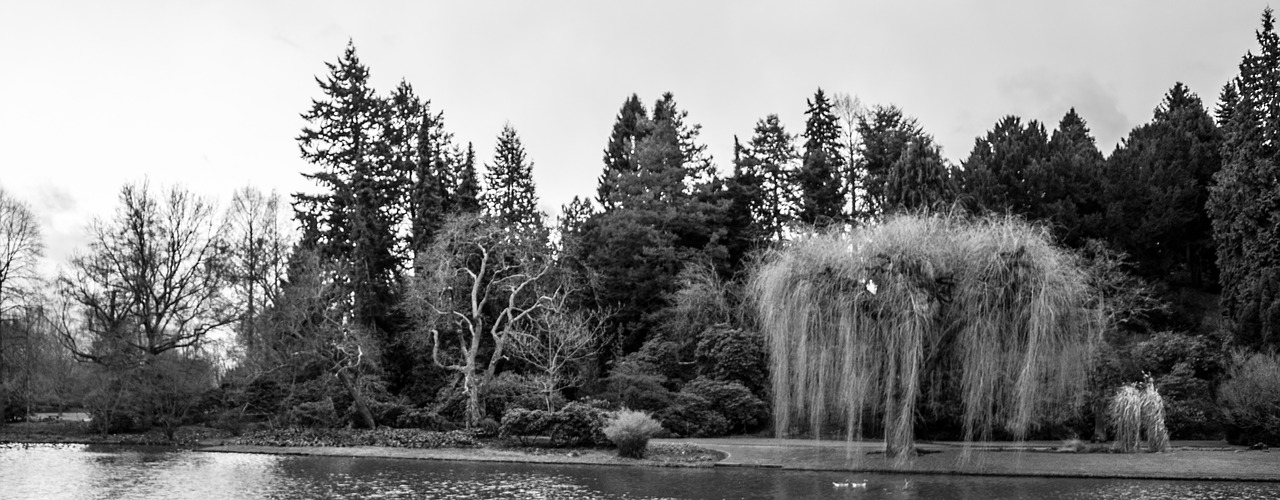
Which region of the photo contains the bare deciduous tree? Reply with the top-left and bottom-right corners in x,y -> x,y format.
58,182 -> 234,361
507,292 -> 602,411
410,214 -> 554,427
0,188 -> 44,421
225,186 -> 291,347
0,187 -> 42,317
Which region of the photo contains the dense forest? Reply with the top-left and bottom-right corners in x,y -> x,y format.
3,9 -> 1280,447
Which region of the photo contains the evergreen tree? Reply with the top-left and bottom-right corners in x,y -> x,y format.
453,143 -> 482,214
598,95 -> 650,210
384,80 -> 422,240
407,99 -> 456,262
1210,8 -> 1280,348
1037,108 -> 1106,247
739,114 -> 799,241
797,88 -> 846,226
295,40 -> 383,260
555,196 -> 595,256
856,105 -> 924,218
1107,84 -> 1222,286
294,41 -> 407,390
483,124 -> 543,229
724,136 -> 767,271
958,115 -> 1050,215
883,137 -> 952,213
580,93 -> 727,356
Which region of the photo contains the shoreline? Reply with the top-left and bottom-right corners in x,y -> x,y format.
6,429 -> 1279,482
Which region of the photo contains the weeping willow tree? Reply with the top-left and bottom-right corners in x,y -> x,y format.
1109,375 -> 1169,453
750,214 -> 1102,459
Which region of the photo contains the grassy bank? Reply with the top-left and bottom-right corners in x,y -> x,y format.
675,438 -> 1280,482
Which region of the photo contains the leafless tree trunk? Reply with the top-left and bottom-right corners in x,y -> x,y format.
412,215 -> 554,427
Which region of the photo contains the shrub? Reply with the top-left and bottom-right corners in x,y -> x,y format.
549,401 -> 610,446
604,409 -> 664,458
498,401 -> 611,447
1220,351 -> 1280,446
395,408 -> 451,431
695,326 -> 768,394
474,418 -> 500,437
684,377 -> 769,433
484,372 -> 552,415
287,399 -> 339,428
654,392 -> 728,437
230,428 -> 479,448
366,400 -> 410,427
499,407 -> 554,445
88,407 -> 147,434
602,358 -> 673,412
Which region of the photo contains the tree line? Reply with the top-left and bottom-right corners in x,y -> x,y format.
3,10 -> 1280,444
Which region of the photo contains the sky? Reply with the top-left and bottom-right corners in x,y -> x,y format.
0,0 -> 1271,271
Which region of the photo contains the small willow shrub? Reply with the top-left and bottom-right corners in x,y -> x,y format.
604,409 -> 664,458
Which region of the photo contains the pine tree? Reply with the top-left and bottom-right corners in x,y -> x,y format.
407,100 -> 456,262
724,136 -> 767,271
483,124 -> 542,229
598,95 -> 650,210
580,93 -> 727,357
1108,84 -> 1222,286
1210,8 -> 1280,348
294,40 -> 407,391
453,143 -> 482,214
883,137 -> 952,213
856,105 -> 924,218
958,116 -> 1050,215
1037,108 -> 1106,247
797,89 -> 846,226
740,114 -> 799,241
295,40 -> 383,259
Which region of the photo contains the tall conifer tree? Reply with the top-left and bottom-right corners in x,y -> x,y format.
798,89 -> 846,226
856,105 -> 924,218
958,116 -> 1050,215
1210,8 -> 1280,348
1108,84 -> 1222,285
483,124 -> 542,229
738,114 -> 799,241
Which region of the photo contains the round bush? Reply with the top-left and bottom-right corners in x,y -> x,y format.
604,409 -> 664,459
655,392 -> 728,437
684,377 -> 769,433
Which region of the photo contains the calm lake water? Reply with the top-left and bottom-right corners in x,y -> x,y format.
2,443 -> 1278,499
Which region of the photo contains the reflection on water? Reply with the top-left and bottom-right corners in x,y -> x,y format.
1,443 -> 1278,500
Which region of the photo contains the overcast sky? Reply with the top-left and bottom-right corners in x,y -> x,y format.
0,0 -> 1270,270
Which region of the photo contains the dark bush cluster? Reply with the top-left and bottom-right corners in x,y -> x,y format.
230,428 -> 480,449
498,401 -> 610,446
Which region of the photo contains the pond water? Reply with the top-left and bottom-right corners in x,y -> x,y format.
1,444 -> 1278,499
